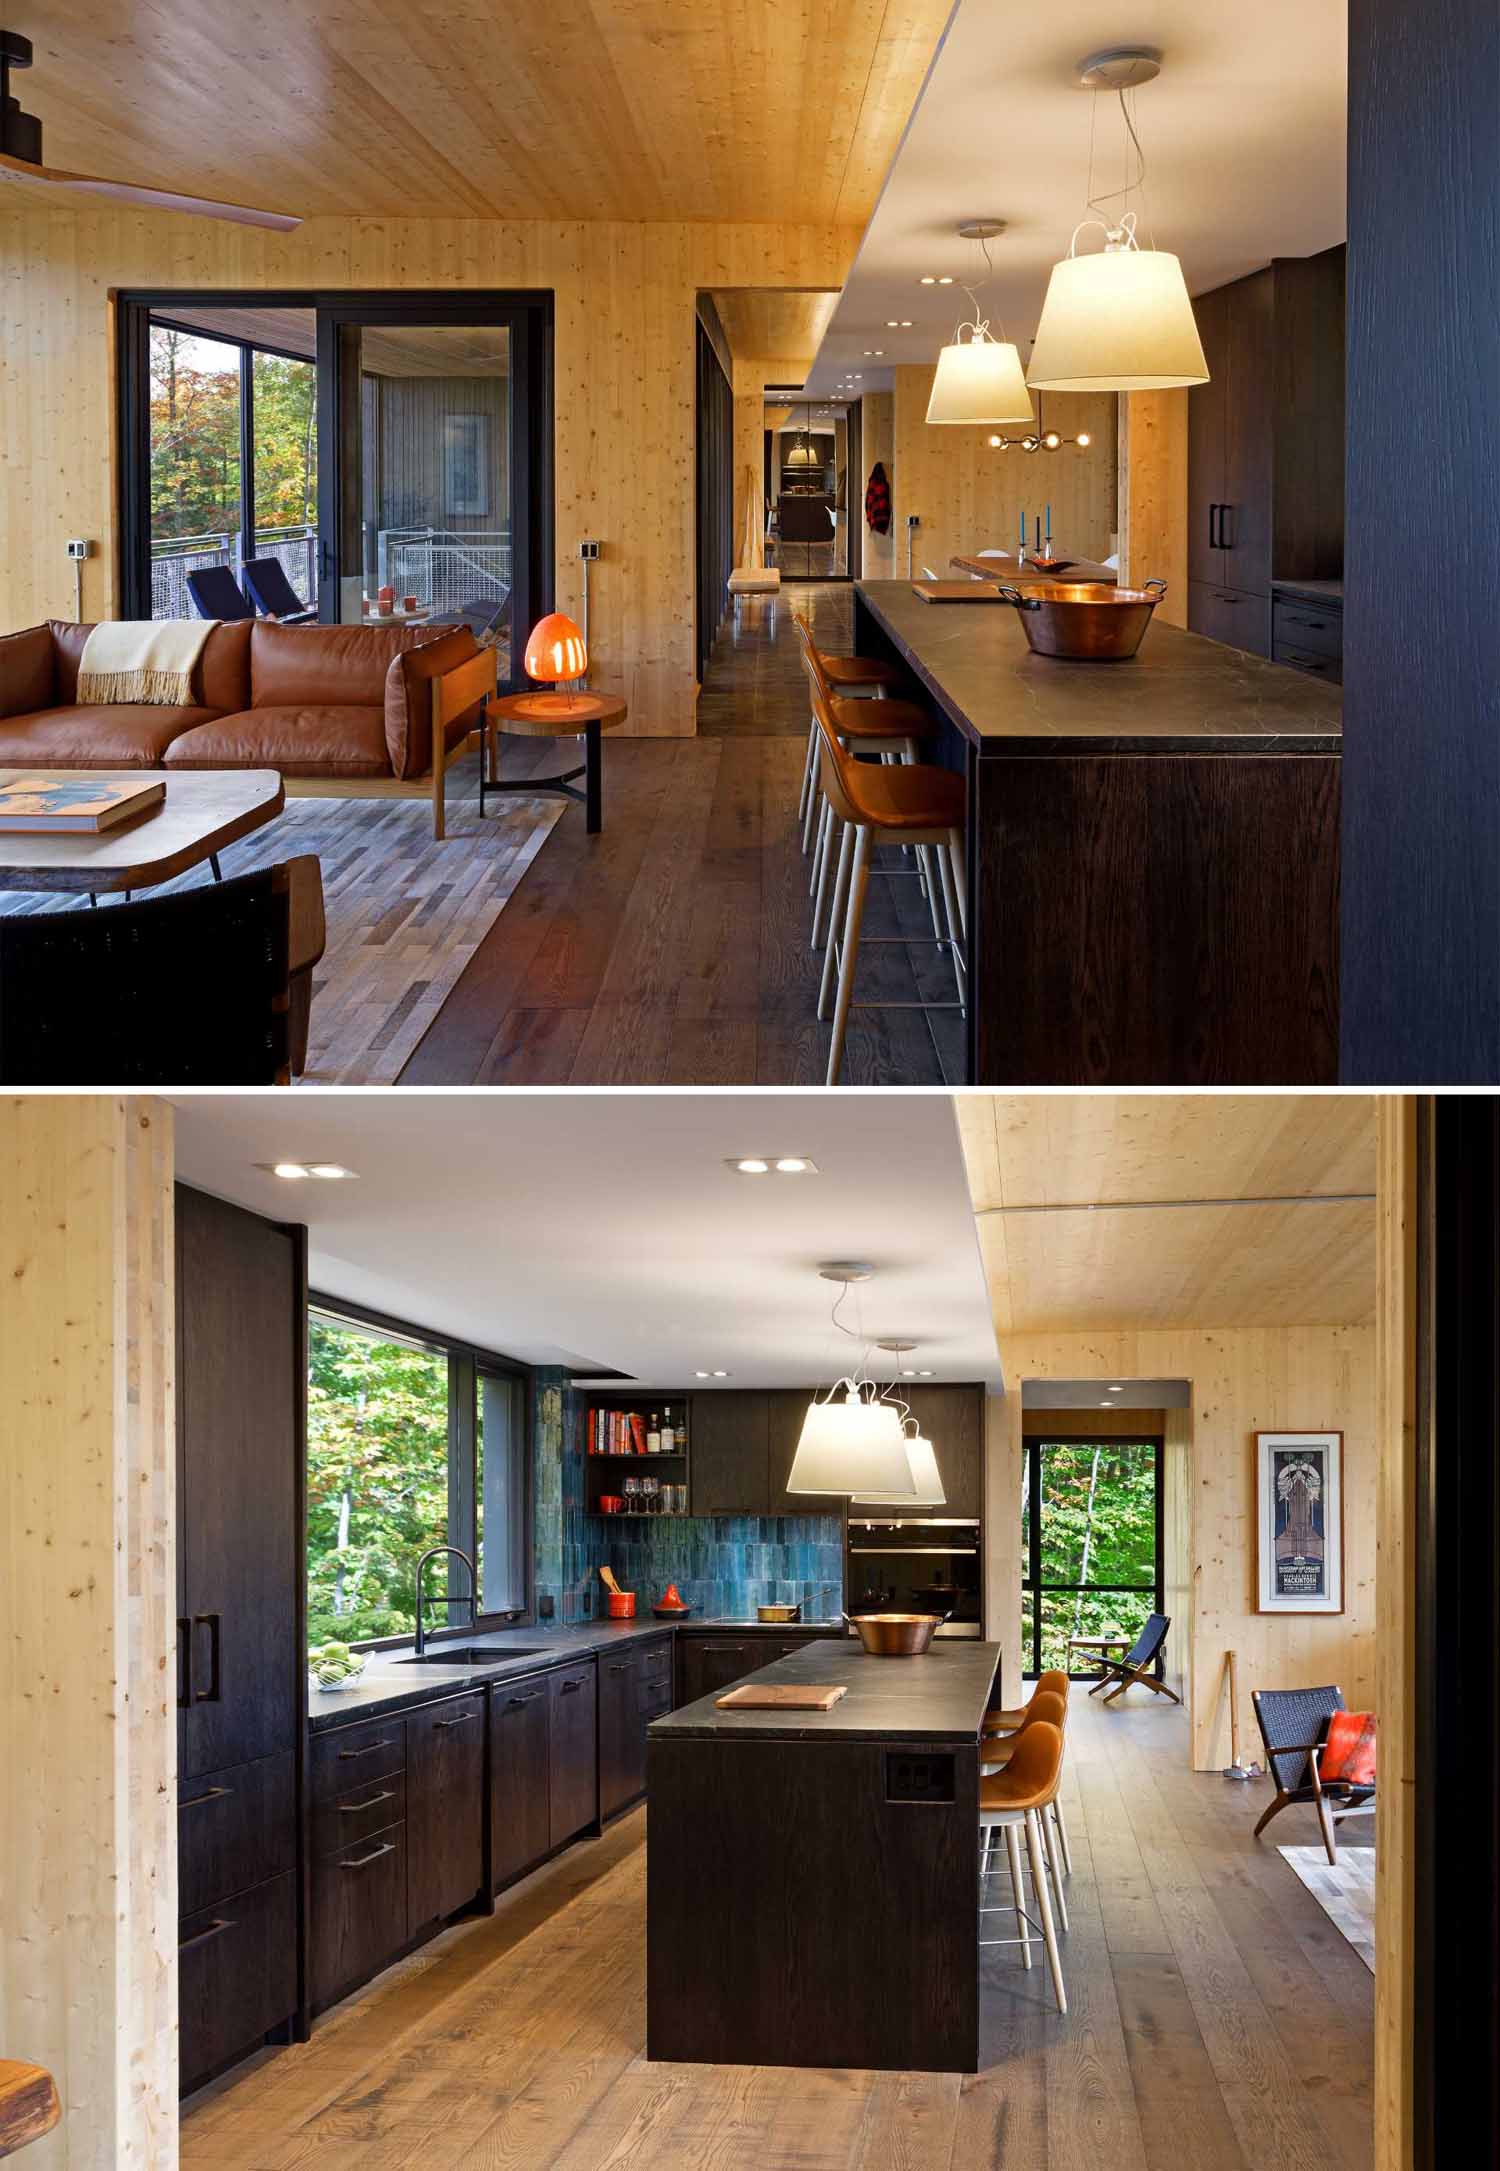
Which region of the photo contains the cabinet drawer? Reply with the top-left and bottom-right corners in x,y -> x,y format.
638,1682 -> 674,1723
310,1714 -> 406,1803
1273,640 -> 1342,685
637,1637 -> 673,1678
179,1870 -> 296,2092
1272,596 -> 1342,658
311,1768 -> 407,1860
179,1750 -> 295,1919
309,1822 -> 407,2012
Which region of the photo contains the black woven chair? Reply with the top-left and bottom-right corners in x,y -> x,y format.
241,556 -> 318,623
0,858 -> 325,1084
1086,1612 -> 1181,1704
1250,1684 -> 1376,1864
185,565 -> 255,619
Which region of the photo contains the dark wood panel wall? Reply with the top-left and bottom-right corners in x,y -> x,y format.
1343,1 -> 1500,1081
695,317 -> 733,678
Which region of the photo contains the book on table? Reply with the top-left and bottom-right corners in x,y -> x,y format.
0,775 -> 166,834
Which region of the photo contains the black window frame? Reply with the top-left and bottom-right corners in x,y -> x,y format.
1022,1433 -> 1166,1680
307,1288 -> 534,1651
116,287 -> 554,657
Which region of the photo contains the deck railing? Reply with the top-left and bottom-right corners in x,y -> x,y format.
377,528 -> 511,618
149,525 -> 318,619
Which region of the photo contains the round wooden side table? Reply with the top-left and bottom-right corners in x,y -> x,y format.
481,690 -> 628,834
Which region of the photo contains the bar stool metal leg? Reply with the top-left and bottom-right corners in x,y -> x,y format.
817,820 -> 856,1021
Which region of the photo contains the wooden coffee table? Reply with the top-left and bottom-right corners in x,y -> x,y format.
0,769 -> 285,899
481,691 -> 628,835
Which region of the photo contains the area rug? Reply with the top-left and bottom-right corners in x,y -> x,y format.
1277,1841 -> 1375,1972
0,783 -> 563,1085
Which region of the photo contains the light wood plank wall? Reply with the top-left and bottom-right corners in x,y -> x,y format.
859,390 -> 895,576
986,1327 -> 1377,1766
0,1097 -> 177,2168
889,365 -> 1118,574
1117,389 -> 1188,626
1374,1096 -> 1416,2171
730,357 -> 772,572
0,202 -> 856,735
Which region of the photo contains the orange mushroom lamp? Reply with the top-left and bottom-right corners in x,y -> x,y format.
522,611 -> 591,717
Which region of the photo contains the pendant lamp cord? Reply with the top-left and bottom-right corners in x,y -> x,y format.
1084,86 -> 1155,247
955,230 -> 1011,348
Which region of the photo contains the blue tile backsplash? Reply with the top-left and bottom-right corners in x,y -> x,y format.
531,1382 -> 843,1624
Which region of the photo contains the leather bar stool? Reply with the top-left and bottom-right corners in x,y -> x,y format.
978,1721 -> 1068,2013
811,692 -> 967,1086
978,1689 -> 1071,1924
791,614 -> 904,847
984,1670 -> 1070,1735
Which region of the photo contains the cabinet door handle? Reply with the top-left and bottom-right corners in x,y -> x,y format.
1208,503 -> 1219,549
435,1711 -> 477,1728
339,1787 -> 396,1815
1286,612 -> 1328,631
559,1677 -> 585,1694
506,1691 -> 543,1706
192,1613 -> 221,1703
180,1784 -> 233,1811
1220,503 -> 1236,549
177,1617 -> 193,1709
339,1840 -> 397,1871
179,1916 -> 235,1954
607,1662 -> 634,1674
338,1736 -> 398,1760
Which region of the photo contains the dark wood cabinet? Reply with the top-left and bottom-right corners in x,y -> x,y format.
1188,248 -> 1345,655
308,1822 -> 407,2013
490,1673 -> 553,1890
676,1635 -> 763,1705
690,1394 -> 770,1514
767,1389 -> 846,1515
179,1870 -> 297,2092
845,1384 -> 984,1520
176,1187 -> 300,1783
599,1649 -> 645,1819
547,1664 -> 598,1848
174,1185 -> 303,2089
406,1693 -> 485,1936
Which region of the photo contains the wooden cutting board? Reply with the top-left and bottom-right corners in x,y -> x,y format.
910,581 -> 1004,603
714,1683 -> 849,1711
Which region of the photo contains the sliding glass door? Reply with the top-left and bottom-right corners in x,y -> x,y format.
119,290 -> 551,684
1021,1435 -> 1164,1677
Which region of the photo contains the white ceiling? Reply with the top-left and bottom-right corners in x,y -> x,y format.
169,1092 -> 1003,1390
808,0 -> 1347,396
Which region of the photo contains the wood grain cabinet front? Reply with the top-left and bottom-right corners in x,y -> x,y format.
308,1823 -> 407,2014
676,1636 -> 761,1705
547,1665 -> 598,1848
179,1871 -> 297,2092
310,1713 -> 406,1801
406,1693 -> 485,1936
490,1673 -> 553,1891
177,1750 -> 295,1920
599,1651 -> 647,1820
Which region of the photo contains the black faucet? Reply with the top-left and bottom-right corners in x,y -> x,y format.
414,1545 -> 477,1657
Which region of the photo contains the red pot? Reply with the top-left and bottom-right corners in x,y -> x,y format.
606,1589 -> 636,1618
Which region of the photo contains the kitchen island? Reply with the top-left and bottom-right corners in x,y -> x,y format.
853,579 -> 1343,1082
647,1638 -> 1001,2073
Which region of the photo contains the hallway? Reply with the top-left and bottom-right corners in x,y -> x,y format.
401,584 -> 963,1085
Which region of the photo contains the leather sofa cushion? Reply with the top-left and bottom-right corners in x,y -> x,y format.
165,705 -> 391,777
386,626 -> 485,779
250,620 -> 435,710
52,619 -> 252,709
0,703 -> 221,765
0,625 -> 57,717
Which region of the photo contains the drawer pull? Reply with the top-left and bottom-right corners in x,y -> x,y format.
435,1711 -> 477,1729
340,1841 -> 397,1871
506,1691 -> 543,1706
338,1737 -> 397,1761
607,1662 -> 634,1674
339,1788 -> 396,1815
179,1916 -> 235,1954
1285,612 -> 1328,630
180,1784 -> 233,1811
560,1677 -> 585,1694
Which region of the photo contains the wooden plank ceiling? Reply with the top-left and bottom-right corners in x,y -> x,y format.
708,290 -> 841,376
955,1095 -> 1378,1333
21,1 -> 955,224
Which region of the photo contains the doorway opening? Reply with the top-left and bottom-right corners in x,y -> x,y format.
1021,1433 -> 1165,1679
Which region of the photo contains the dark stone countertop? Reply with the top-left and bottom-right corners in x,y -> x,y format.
1272,577 -> 1344,606
649,1638 -> 1002,1744
855,578 -> 1343,755
307,1616 -> 848,1731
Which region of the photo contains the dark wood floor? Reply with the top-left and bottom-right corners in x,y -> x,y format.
181,1694 -> 1373,2169
399,586 -> 962,1085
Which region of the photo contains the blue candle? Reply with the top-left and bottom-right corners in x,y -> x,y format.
1045,502 -> 1052,539
1019,508 -> 1025,554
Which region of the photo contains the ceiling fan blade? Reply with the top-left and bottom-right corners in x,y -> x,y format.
0,149 -> 301,231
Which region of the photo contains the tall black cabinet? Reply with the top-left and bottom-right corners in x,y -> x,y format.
175,1185 -> 306,2093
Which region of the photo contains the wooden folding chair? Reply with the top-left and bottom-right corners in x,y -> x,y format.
1088,1613 -> 1181,1704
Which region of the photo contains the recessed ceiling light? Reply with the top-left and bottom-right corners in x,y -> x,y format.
734,1157 -> 770,1174
726,1156 -> 819,1176
938,275 -> 954,285
262,1161 -> 357,1181
900,319 -> 913,328
901,1368 -> 917,1377
307,1164 -> 355,1180
1109,1384 -> 1124,1392
271,1162 -> 308,1180
886,319 -> 899,327
695,1370 -> 710,1378
774,1157 -> 812,1174
712,1369 -> 730,1378
1099,1400 -> 1114,1408
918,1369 -> 934,1377
919,275 -> 937,285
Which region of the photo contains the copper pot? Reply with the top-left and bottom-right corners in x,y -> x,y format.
843,1611 -> 942,1657
999,579 -> 1167,660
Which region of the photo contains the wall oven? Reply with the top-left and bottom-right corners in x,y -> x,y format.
845,1518 -> 983,1637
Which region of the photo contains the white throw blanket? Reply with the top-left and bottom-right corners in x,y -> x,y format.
77,618 -> 216,706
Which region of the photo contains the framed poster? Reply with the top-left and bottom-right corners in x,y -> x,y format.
1256,1431 -> 1343,1613
443,414 -> 490,517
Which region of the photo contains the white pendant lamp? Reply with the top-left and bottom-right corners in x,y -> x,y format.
926,219 -> 1036,431
854,1431 -> 947,1508
1028,48 -> 1209,394
786,1387 -> 915,1497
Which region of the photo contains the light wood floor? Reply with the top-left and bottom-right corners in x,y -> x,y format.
182,1693 -> 1373,2168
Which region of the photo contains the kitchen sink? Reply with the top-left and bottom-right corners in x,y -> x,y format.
397,1645 -> 548,1665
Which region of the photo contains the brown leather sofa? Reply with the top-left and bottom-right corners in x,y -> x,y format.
0,618 -> 491,834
